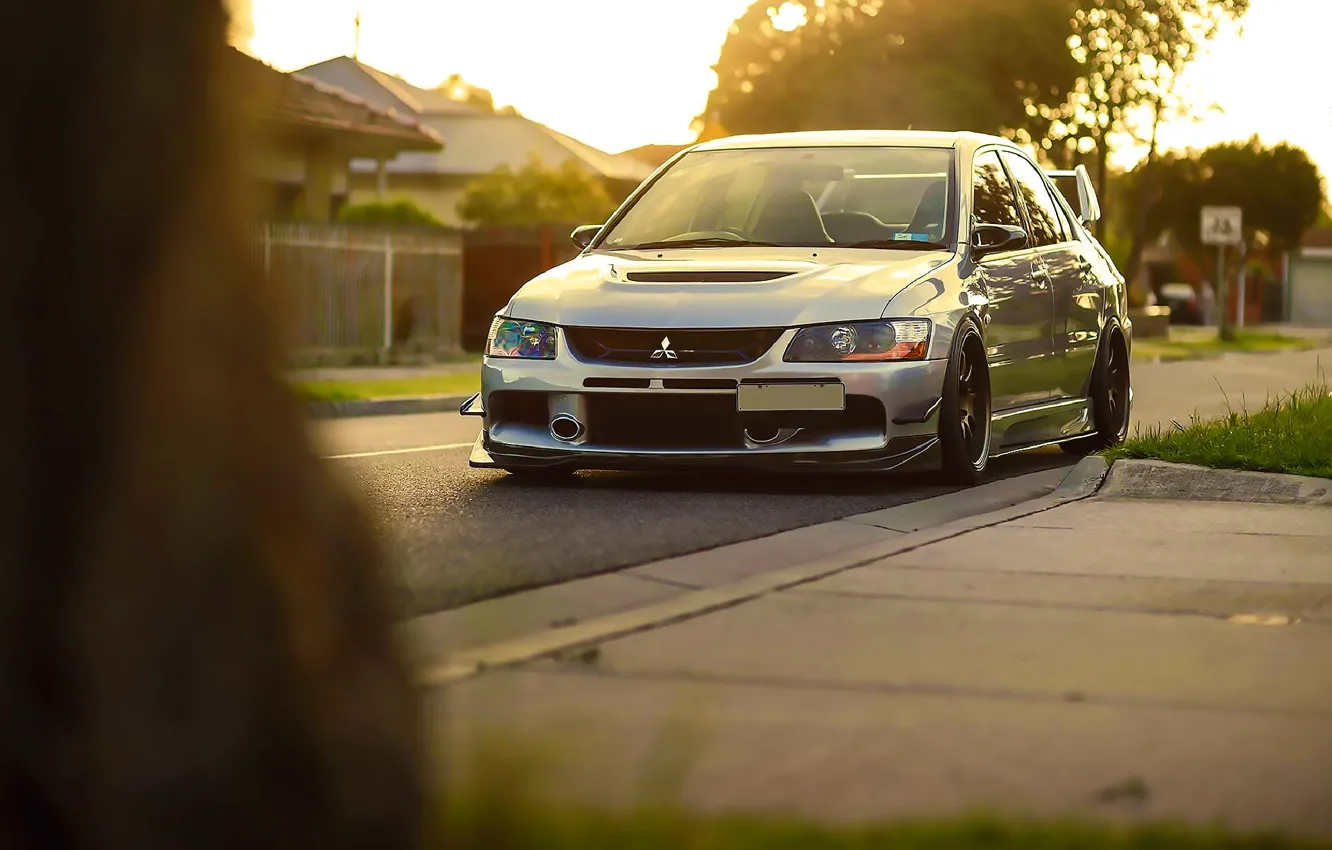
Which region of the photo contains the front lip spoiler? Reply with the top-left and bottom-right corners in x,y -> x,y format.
459,393 -> 484,417
470,433 -> 940,475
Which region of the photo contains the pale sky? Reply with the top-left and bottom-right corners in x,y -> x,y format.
246,0 -> 1330,176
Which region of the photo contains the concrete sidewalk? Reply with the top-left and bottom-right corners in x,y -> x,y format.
427,461 -> 1332,836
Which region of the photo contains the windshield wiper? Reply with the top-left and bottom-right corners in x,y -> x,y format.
609,237 -> 786,251
842,239 -> 951,251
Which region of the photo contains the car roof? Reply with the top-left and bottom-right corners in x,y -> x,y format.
689,129 -> 1015,154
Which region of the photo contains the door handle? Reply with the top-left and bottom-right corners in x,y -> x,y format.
1032,266 -> 1052,289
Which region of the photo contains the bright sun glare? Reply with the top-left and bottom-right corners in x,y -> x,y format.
768,1 -> 809,32
241,0 -> 1332,176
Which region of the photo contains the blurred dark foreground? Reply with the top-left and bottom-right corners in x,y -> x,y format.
1,2 -> 422,848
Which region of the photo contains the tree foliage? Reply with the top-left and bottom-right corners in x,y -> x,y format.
1039,0 -> 1249,195
338,199 -> 443,228
700,0 -> 1080,145
700,0 -> 1250,231
457,155 -> 617,227
1145,137 -> 1324,256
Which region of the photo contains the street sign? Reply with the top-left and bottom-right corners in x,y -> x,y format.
1201,206 -> 1243,246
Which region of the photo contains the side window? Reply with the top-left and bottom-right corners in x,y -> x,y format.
971,151 -> 1023,231
1001,152 -> 1065,247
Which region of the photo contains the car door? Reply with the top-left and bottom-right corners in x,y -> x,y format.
970,149 -> 1056,411
1001,151 -> 1095,401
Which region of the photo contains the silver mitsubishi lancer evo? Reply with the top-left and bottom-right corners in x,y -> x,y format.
460,130 -> 1132,484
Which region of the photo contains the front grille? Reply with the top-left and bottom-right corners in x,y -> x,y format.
587,393 -> 743,449
564,327 -> 784,367
584,393 -> 887,451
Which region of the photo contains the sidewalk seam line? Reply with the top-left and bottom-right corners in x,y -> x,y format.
522,665 -> 1332,721
787,588 -> 1332,624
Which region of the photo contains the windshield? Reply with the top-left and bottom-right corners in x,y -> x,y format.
597,146 -> 956,251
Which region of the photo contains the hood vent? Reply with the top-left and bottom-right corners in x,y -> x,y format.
623,270 -> 794,283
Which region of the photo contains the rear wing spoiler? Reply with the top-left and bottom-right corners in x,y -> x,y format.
1045,163 -> 1102,225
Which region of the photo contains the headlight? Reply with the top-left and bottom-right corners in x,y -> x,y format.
783,319 -> 931,363
486,317 -> 558,360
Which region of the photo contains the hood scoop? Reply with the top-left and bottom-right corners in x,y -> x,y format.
623,270 -> 795,284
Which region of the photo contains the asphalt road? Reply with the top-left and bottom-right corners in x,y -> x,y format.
314,411 -> 1074,617
314,346 -> 1332,619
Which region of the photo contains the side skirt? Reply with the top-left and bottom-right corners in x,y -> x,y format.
989,397 -> 1093,458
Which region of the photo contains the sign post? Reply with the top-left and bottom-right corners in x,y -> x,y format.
1236,238 -> 1247,329
1201,206 -> 1243,340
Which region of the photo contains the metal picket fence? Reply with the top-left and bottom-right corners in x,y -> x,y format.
254,222 -> 465,354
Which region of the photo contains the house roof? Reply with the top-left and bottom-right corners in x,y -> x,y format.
294,56 -> 651,182
620,143 -> 690,169
232,50 -> 443,152
1301,227 -> 1332,249
295,56 -> 483,116
355,112 -> 653,182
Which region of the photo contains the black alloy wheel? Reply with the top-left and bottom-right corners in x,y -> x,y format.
1062,330 -> 1131,455
939,324 -> 992,484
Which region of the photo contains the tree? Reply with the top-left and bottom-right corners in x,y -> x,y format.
699,0 -> 1250,236
457,155 -> 617,227
698,0 -> 1080,146
338,199 -> 443,228
435,73 -> 503,113
1149,138 -> 1323,258
1038,0 -> 1250,234
1144,138 -> 1324,339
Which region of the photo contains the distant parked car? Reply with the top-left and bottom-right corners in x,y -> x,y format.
463,130 -> 1133,485
1157,282 -> 1203,325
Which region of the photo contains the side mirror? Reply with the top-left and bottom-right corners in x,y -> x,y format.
571,224 -> 601,250
971,223 -> 1027,258
1045,164 -> 1102,225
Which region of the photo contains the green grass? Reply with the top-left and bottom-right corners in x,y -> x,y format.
432,734 -> 1331,850
295,373 -> 480,402
439,803 -> 1329,849
1133,330 -> 1317,362
1107,381 -> 1332,479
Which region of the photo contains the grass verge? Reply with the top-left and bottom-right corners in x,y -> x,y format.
440,803 -> 1330,849
1132,330 -> 1318,362
295,373 -> 480,402
434,733 -> 1331,849
1107,381 -> 1332,479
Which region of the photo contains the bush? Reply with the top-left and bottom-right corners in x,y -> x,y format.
339,199 -> 444,228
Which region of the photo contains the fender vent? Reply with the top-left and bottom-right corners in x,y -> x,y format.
623,270 -> 794,283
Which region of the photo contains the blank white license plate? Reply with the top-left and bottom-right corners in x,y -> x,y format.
736,382 -> 845,412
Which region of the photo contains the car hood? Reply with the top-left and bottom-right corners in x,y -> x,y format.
503,247 -> 955,329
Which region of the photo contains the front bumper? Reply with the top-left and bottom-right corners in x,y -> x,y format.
464,340 -> 950,474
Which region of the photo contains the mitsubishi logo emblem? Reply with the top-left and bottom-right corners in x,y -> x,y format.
650,336 -> 678,360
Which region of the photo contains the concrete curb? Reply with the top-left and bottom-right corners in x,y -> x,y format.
1100,459 -> 1332,506
1052,454 -> 1111,500
305,394 -> 471,420
416,459 -> 1112,690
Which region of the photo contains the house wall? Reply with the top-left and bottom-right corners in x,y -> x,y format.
1287,251 -> 1332,326
251,138 -> 350,221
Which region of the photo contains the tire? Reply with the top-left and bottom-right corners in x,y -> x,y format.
1061,329 -> 1131,456
937,321 -> 992,485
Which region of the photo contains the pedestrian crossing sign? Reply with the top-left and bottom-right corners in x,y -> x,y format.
1201,206 -> 1243,246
